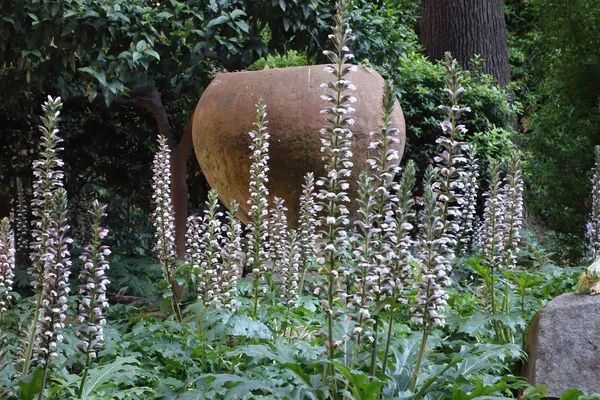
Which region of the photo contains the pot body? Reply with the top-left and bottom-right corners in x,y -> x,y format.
192,65 -> 406,224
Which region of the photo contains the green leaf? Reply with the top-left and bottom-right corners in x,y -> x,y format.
16,368 -> 44,400
135,40 -> 146,52
334,363 -> 384,400
156,11 -> 173,19
227,315 -> 272,340
194,374 -> 289,398
144,49 -> 160,61
82,356 -> 140,398
206,15 -> 229,29
229,9 -> 246,19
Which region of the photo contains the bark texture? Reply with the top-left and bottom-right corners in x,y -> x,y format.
420,0 -> 510,87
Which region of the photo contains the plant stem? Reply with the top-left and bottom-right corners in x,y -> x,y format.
38,363 -> 49,400
22,291 -> 43,376
298,266 -> 309,297
381,313 -> 394,374
410,328 -> 429,393
252,279 -> 260,320
521,286 -> 526,345
369,312 -> 380,376
78,353 -> 92,398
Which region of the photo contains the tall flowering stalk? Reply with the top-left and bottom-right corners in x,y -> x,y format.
76,200 -> 110,398
185,214 -> 203,282
0,217 -> 15,321
382,160 -> 416,373
365,80 -> 402,374
220,201 -> 243,310
246,99 -> 271,319
410,167 -> 452,392
36,188 -> 72,393
349,172 -> 377,367
22,96 -> 65,377
457,145 -> 480,252
297,173 -> 318,295
197,189 -> 223,306
588,146 -> 600,256
316,0 -> 355,375
480,159 -> 505,315
501,151 -> 524,269
151,134 -> 182,321
433,53 -> 470,249
281,230 -> 300,307
15,178 -> 29,260
268,197 -> 289,274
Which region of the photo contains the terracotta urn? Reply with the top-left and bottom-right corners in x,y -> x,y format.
192,65 -> 406,224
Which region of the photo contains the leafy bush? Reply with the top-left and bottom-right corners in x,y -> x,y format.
517,0 -> 600,241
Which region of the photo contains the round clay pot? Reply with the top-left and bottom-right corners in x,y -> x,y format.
192,65 -> 406,225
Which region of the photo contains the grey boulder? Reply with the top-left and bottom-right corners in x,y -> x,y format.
523,292 -> 600,398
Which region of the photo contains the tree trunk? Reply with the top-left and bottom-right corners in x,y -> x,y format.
420,0 -> 510,87
170,118 -> 193,260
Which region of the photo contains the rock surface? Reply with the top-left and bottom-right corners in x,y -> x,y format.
523,292 -> 600,398
192,65 -> 406,224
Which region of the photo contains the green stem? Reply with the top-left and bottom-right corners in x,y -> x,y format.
252,279 -> 260,320
298,266 -> 309,297
369,312 -> 380,376
410,328 -> 429,393
77,353 -> 92,398
38,363 -> 49,400
22,291 -> 43,376
521,287 -> 526,345
381,313 -> 394,374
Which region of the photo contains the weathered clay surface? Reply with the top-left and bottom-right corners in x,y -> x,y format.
192,65 -> 406,224
523,293 -> 600,398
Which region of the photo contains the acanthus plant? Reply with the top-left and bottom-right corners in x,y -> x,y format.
36,187 -> 72,394
410,166 -> 452,392
197,189 -> 223,306
15,177 -> 29,261
297,172 -> 318,296
0,217 -> 15,320
382,159 -> 416,373
349,172 -> 378,364
433,53 -> 470,252
185,214 -> 203,285
479,159 -> 505,315
151,134 -> 183,322
219,201 -> 243,310
21,96 -> 68,377
246,99 -> 271,319
280,229 -> 300,310
501,151 -> 524,269
76,200 -> 111,398
315,0 -> 355,377
588,145 -> 600,256
364,80 -> 402,375
268,197 -> 289,275
456,145 -> 480,252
